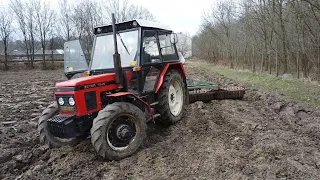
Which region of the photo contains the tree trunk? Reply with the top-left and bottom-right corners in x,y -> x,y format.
23,35 -> 30,67
276,50 -> 279,77
50,38 -> 55,70
51,50 -> 54,70
252,45 -> 255,73
318,46 -> 320,82
302,53 -> 308,78
242,54 -> 245,70
230,54 -> 234,69
261,52 -> 264,73
269,51 -> 272,74
297,52 -> 300,79
4,38 -> 8,70
42,48 -> 46,69
279,0 -> 288,74
30,33 -> 35,69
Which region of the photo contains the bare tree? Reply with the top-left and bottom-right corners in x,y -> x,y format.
177,32 -> 192,57
25,0 -> 37,67
103,0 -> 155,23
204,0 -> 237,68
10,0 -> 33,67
194,0 -> 320,81
58,0 -> 74,41
8,0 -> 155,69
35,0 -> 55,69
71,0 -> 104,57
68,0 -> 155,60
0,5 -> 13,70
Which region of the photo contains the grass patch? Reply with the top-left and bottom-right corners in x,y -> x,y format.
199,64 -> 320,109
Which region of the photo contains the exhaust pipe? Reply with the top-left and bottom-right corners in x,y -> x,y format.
111,13 -> 124,88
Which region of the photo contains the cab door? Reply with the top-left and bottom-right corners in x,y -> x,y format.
139,30 -> 163,94
64,40 -> 89,79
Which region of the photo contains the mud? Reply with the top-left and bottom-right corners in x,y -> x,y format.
1,65 -> 320,180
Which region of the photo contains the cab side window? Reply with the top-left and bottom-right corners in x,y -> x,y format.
158,31 -> 178,61
142,30 -> 161,64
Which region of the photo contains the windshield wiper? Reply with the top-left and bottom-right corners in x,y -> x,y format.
117,33 -> 130,55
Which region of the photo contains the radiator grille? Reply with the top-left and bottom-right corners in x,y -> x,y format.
85,91 -> 97,111
47,115 -> 75,138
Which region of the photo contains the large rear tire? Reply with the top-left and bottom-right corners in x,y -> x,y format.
90,102 -> 147,160
38,102 -> 81,148
156,69 -> 186,125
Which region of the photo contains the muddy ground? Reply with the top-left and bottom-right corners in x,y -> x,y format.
1,63 -> 320,180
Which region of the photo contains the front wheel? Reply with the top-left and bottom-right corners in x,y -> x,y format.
38,102 -> 82,148
90,102 -> 147,160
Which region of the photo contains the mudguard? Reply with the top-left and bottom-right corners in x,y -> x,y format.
107,92 -> 154,120
155,62 -> 186,93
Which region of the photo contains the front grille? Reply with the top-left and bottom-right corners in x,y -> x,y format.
47,115 -> 76,138
85,91 -> 97,111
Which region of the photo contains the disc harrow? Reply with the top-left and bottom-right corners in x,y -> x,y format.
187,78 -> 245,103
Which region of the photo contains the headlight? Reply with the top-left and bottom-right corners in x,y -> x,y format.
68,97 -> 75,106
96,27 -> 102,33
58,97 -> 64,105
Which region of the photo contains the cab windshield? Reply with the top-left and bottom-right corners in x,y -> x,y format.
90,30 -> 139,70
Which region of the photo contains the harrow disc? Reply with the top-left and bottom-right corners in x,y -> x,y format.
188,87 -> 245,103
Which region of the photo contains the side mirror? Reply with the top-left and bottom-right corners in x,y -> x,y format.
170,33 -> 178,44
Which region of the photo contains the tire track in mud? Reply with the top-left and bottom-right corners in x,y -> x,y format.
1,66 -> 320,179
186,64 -> 320,179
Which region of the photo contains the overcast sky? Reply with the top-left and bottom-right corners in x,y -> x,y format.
131,0 -> 215,35
0,0 -> 215,36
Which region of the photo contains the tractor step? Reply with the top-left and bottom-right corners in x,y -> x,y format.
150,102 -> 159,107
146,113 -> 160,123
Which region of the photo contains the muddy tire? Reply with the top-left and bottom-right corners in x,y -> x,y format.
38,102 -> 81,148
156,69 -> 186,125
90,102 -> 147,160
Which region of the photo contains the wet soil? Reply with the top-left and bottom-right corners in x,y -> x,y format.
1,64 -> 320,180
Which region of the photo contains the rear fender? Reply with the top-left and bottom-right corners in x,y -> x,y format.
155,62 -> 186,93
107,92 -> 154,120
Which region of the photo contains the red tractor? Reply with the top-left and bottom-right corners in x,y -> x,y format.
38,14 -> 245,160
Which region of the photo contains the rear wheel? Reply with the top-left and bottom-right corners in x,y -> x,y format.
156,70 -> 186,125
38,102 -> 81,148
91,102 -> 147,160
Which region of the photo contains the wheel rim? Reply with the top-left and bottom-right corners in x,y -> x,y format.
168,79 -> 183,116
106,114 -> 140,151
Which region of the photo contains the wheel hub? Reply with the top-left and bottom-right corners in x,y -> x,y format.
116,124 -> 134,141
107,116 -> 137,150
170,93 -> 175,102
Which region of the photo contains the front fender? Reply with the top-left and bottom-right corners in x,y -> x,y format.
155,62 -> 186,93
107,92 -> 154,120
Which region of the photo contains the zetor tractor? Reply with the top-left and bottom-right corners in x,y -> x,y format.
38,14 -> 245,160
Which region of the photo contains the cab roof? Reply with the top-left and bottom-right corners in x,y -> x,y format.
94,19 -> 172,34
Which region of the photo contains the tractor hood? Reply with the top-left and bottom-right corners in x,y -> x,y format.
56,73 -> 116,88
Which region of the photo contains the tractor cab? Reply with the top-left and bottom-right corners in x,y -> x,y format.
91,19 -> 179,71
